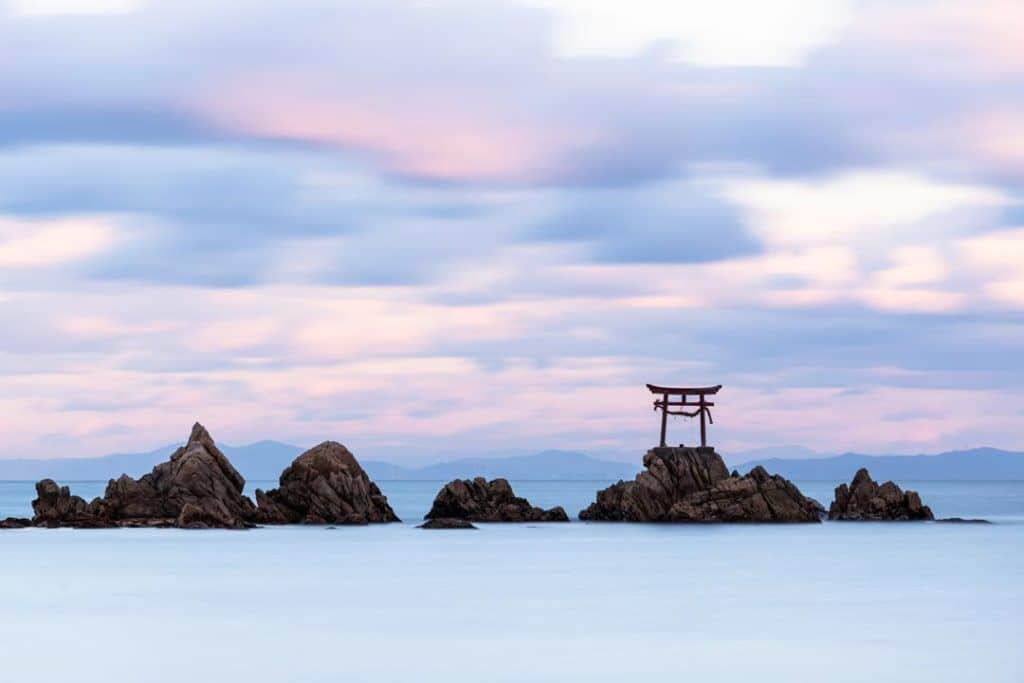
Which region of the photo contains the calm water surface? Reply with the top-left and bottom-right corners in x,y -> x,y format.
1,479 -> 1022,682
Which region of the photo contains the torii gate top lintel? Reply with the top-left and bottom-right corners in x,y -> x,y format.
647,383 -> 722,448
646,384 -> 722,396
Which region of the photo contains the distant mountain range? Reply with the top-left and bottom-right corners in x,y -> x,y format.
741,447 -> 1024,481
1,442 -> 1021,483
727,445 -> 823,464
369,450 -> 640,482
0,442 -> 640,483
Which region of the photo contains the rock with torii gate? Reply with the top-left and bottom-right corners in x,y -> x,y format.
579,446 -> 825,523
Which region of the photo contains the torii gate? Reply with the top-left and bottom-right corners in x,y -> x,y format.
647,384 -> 722,448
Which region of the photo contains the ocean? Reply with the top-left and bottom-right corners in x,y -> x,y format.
1,479 -> 1022,682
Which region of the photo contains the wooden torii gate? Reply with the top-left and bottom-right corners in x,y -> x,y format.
647,384 -> 722,448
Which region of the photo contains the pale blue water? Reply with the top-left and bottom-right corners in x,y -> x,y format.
1,480 -> 1022,681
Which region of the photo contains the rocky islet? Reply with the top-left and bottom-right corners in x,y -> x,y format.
424,477 -> 569,523
9,423 -> 398,529
1,428 -> 960,529
578,446 -> 825,523
828,468 -> 934,521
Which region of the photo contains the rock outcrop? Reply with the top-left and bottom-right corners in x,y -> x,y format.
424,477 -> 569,522
30,423 -> 258,529
828,469 -> 934,521
418,518 -> 477,529
32,479 -> 114,528
255,441 -> 399,525
0,517 -> 32,529
579,446 -> 824,523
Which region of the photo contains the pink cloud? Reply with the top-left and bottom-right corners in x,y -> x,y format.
849,0 -> 1024,79
200,72 -> 599,182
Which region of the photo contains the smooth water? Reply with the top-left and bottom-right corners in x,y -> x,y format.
2,480 -> 1023,682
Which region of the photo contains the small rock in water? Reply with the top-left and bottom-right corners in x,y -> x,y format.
0,517 -> 32,529
937,517 -> 991,524
828,469 -> 934,521
424,478 -> 568,523
418,518 -> 477,529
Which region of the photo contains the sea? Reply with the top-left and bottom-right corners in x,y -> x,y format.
1,479 -> 1022,682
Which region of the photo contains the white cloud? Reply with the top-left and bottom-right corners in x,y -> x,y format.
524,0 -> 852,66
726,170 -> 1007,249
4,0 -> 139,15
872,246 -> 949,288
0,215 -> 119,268
959,227 -> 1024,307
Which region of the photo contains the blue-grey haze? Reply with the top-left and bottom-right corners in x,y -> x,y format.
2,443 -> 1023,483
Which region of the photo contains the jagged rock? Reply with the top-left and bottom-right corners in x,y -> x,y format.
418,518 -> 477,529
579,446 -> 823,523
103,422 -> 256,528
31,423 -> 257,529
0,517 -> 32,529
424,477 -> 569,522
828,469 -> 934,521
255,441 -> 399,525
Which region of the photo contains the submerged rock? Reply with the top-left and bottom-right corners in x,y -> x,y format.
255,441 -> 399,525
31,423 -> 258,529
828,469 -> 934,521
579,446 -> 823,523
424,477 -> 569,523
418,518 -> 477,529
937,517 -> 991,524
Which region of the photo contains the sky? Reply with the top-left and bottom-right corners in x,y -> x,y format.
1,0 -> 1022,462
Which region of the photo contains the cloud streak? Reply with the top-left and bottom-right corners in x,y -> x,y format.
0,0 -> 1022,459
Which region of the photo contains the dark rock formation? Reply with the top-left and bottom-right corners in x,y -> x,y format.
579,446 -> 823,523
30,423 -> 258,529
424,477 -> 569,522
105,422 -> 257,528
32,479 -> 114,528
937,517 -> 991,524
255,441 -> 399,525
418,518 -> 477,529
0,517 -> 32,529
828,469 -> 934,521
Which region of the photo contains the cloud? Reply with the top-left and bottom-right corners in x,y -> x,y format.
202,76 -> 601,183
726,171 -> 1008,249
529,177 -> 758,264
0,0 -> 1021,190
523,0 -> 853,66
848,0 -> 1024,79
1,0 -> 1024,458
959,227 -> 1024,307
0,214 -> 119,268
4,0 -> 139,15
